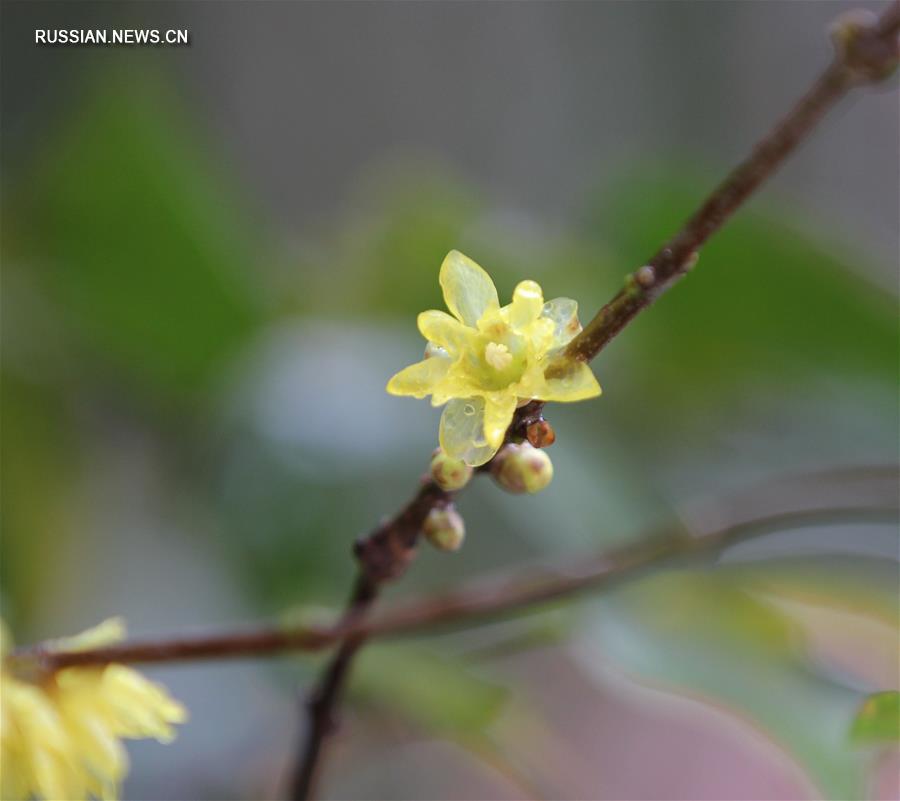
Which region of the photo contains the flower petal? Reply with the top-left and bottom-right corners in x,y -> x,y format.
538,359 -> 601,402
386,357 -> 451,399
483,394 -> 517,449
508,280 -> 544,330
542,297 -> 582,347
417,310 -> 473,353
439,397 -> 498,466
51,618 -> 126,653
439,251 -> 499,326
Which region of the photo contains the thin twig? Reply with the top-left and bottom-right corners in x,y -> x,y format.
289,478 -> 450,799
289,574 -> 375,800
14,500 -> 897,671
564,3 -> 900,363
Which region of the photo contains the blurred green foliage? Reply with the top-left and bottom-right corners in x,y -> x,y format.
353,645 -> 507,734
851,691 -> 900,744
588,170 -> 897,439
7,75 -> 263,407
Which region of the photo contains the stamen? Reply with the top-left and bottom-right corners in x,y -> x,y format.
485,342 -> 513,370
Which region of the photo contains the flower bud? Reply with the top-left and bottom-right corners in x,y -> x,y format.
422,505 -> 466,551
492,442 -> 554,494
430,448 -> 473,491
526,419 -> 556,449
830,9 -> 899,84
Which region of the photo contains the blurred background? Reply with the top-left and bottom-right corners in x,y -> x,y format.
1,1 -> 898,799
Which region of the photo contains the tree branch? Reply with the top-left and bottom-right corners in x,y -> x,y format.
564,3 -> 900,363
285,10 -> 898,789
15,495 -> 897,670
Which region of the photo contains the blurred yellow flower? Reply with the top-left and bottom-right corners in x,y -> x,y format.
1,617 -> 187,801
387,250 -> 601,465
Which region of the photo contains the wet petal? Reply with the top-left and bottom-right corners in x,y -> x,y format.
439,397 -> 498,466
439,251 -> 499,326
525,316 -> 555,357
542,297 -> 582,347
386,357 -> 451,398
508,280 -> 544,330
538,359 -> 601,402
417,310 -> 473,353
423,341 -> 450,361
483,394 -> 517,449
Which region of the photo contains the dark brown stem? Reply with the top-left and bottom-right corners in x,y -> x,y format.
368,506 -> 896,638
288,478 -> 450,799
289,574 -> 376,801
12,501 -> 895,672
564,3 -> 900,363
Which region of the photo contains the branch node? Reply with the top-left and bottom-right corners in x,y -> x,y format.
831,7 -> 900,84
635,265 -> 656,288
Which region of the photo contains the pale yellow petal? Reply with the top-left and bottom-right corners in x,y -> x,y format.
51,618 -> 127,653
1,735 -> 29,800
100,666 -> 187,741
56,689 -> 129,784
439,250 -> 499,326
1,617 -> 185,801
386,357 -> 451,399
539,360 -> 601,402
11,684 -> 70,754
524,316 -> 555,357
438,398 -> 498,466
537,359 -> 601,402
28,742 -> 84,801
508,280 -> 544,330
430,391 -> 452,407
11,686 -> 85,800
542,297 -> 582,347
483,394 -> 517,450
417,310 -> 473,354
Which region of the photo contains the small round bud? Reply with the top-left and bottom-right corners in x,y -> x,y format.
422,505 -> 465,551
492,442 -> 554,494
635,265 -> 656,288
430,449 -> 473,490
830,9 -> 899,84
526,419 -> 556,449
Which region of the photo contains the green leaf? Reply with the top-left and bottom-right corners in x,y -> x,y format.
352,644 -> 507,734
579,569 -> 874,800
592,171 -> 897,430
850,692 -> 900,744
0,372 -> 75,626
8,71 -> 262,405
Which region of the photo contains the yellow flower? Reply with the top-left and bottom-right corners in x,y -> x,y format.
1,617 -> 187,801
387,250 -> 601,465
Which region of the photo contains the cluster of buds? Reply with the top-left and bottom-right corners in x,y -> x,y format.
423,417 -> 556,552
